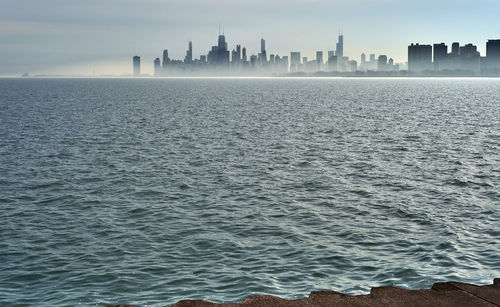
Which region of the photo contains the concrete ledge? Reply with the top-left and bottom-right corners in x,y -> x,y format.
107,278 -> 500,307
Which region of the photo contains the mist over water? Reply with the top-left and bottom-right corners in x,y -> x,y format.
0,78 -> 499,306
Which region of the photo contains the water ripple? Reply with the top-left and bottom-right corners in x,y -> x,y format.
0,78 -> 499,306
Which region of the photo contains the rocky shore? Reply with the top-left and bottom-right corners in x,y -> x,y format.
108,278 -> 500,307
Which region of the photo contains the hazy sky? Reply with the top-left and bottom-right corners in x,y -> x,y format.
1,0 -> 500,75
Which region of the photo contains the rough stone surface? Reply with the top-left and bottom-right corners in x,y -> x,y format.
111,279 -> 500,307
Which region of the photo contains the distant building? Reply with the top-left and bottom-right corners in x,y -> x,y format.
231,49 -> 238,63
232,45 -> 241,64
349,60 -> 358,72
290,52 -> 301,72
133,56 -> 140,76
154,58 -> 161,76
242,47 -> 247,62
328,54 -> 337,72
377,55 -> 388,71
269,54 -> 275,65
486,39 -> 500,73
433,43 -> 447,70
316,51 -> 323,70
281,55 -> 289,72
408,43 -> 432,72
250,54 -> 257,67
451,42 -> 460,56
208,33 -> 230,66
260,37 -> 267,64
162,50 -> 170,68
459,43 -> 480,73
184,41 -> 193,64
336,34 -> 344,58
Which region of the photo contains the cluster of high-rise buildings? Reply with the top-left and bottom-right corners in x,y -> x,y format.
132,34 -> 500,76
408,40 -> 500,74
132,33 -> 384,76
141,32 -> 291,76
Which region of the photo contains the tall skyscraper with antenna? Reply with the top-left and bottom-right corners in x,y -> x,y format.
208,27 -> 230,65
260,36 -> 267,64
336,33 -> 344,58
184,41 -> 193,64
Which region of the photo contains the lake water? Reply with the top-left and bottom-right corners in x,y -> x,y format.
0,78 -> 499,306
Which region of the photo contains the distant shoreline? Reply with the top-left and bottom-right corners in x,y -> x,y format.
2,74 -> 500,79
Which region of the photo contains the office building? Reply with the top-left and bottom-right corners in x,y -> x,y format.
378,55 -> 388,71
486,39 -> 500,72
452,42 -> 460,56
336,34 -> 344,58
208,33 -> 230,65
328,54 -> 337,72
408,43 -> 432,72
184,41 -> 193,64
260,37 -> 267,64
290,52 -> 301,72
349,60 -> 357,72
242,47 -> 247,62
133,56 -> 140,76
316,51 -> 323,70
250,54 -> 257,67
162,50 -> 170,68
433,43 -> 447,70
154,58 -> 161,76
459,43 -> 480,73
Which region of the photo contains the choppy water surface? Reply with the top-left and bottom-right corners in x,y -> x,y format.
0,78 -> 499,306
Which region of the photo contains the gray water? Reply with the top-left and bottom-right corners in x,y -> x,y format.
0,78 -> 499,306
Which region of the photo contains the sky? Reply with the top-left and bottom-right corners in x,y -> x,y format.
1,0 -> 500,75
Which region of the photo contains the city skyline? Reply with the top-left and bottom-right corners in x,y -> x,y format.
2,0 -> 500,75
131,33 -> 500,76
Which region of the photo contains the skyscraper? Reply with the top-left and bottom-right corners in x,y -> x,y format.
260,37 -> 267,64
281,56 -> 289,72
236,45 -> 241,62
184,41 -> 193,64
377,55 -> 388,71
486,39 -> 500,72
433,43 -> 447,70
316,51 -> 323,70
459,43 -> 480,73
154,58 -> 161,76
328,54 -> 337,72
242,47 -> 247,62
231,49 -> 238,63
452,42 -> 460,56
290,52 -> 301,72
208,33 -> 230,65
336,34 -> 344,58
162,50 -> 170,68
133,56 -> 140,76
408,43 -> 432,72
